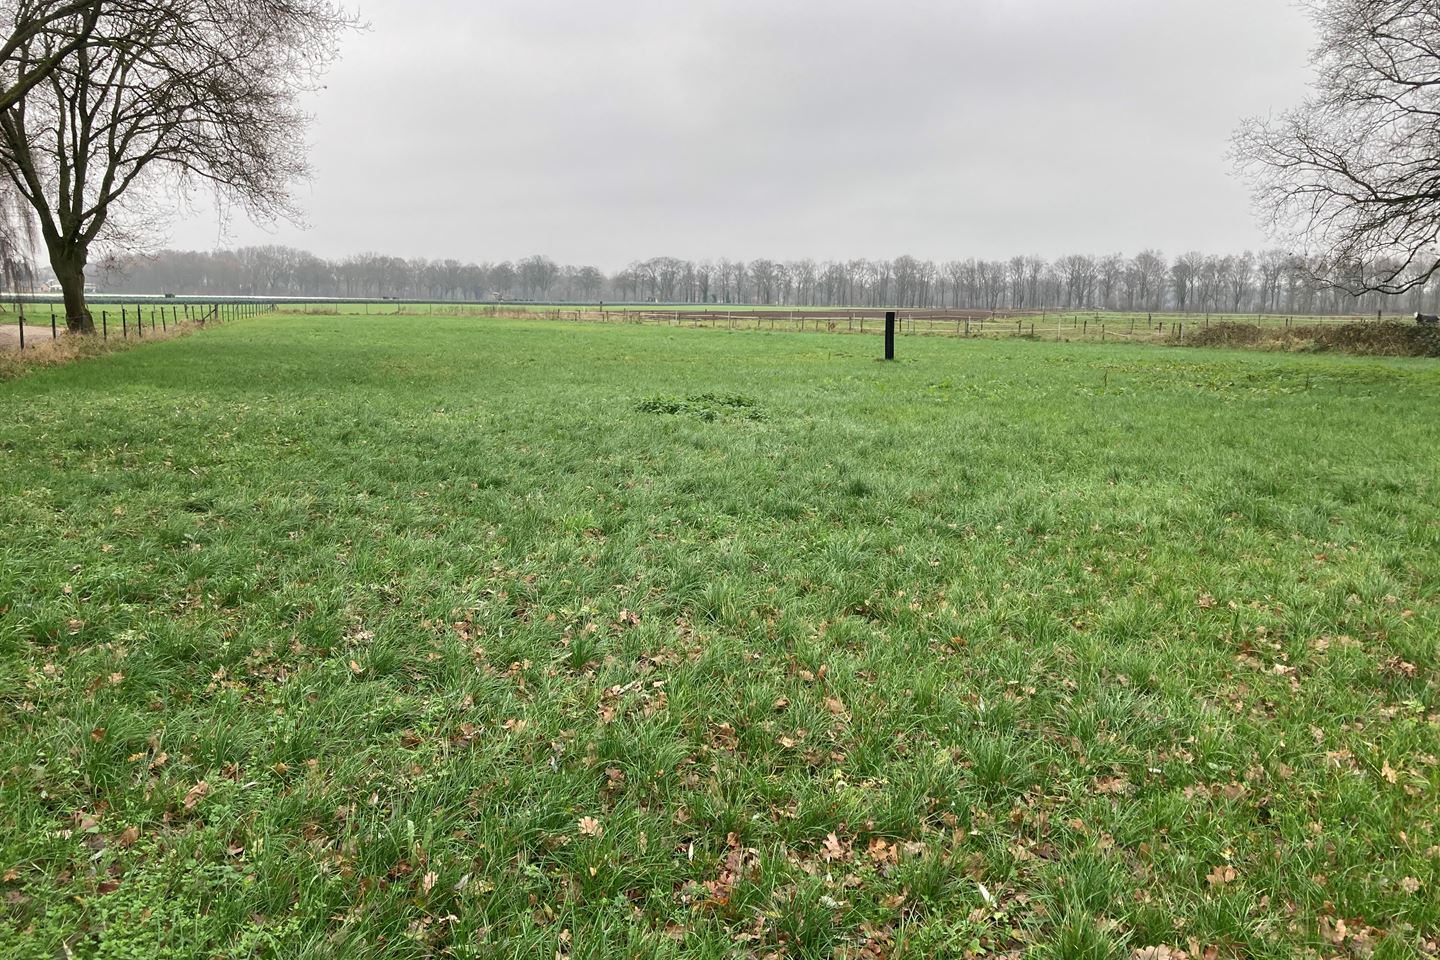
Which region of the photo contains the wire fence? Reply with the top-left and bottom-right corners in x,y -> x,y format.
424,306 -> 1401,344
4,298 -> 1415,352
1,301 -> 277,352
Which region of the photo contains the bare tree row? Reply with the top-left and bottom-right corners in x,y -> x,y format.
93,246 -> 1440,315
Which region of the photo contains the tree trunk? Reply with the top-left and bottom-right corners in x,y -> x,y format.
50,253 -> 95,334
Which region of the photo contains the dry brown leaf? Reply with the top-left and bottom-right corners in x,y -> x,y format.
182,780 -> 210,810
578,816 -> 603,838
1205,865 -> 1236,887
1094,776 -> 1132,795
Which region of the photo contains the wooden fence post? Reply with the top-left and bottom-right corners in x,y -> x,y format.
885,310 -> 896,360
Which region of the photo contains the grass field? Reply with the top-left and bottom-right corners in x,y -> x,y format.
267,304 -> 1409,348
1,314 -> 1438,959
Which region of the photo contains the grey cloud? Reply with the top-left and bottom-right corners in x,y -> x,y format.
169,0 -> 1317,267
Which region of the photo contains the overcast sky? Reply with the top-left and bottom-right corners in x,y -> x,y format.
169,0 -> 1318,268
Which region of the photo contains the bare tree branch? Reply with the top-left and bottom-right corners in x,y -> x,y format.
1235,0 -> 1440,296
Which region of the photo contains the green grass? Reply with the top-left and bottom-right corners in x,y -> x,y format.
1,314 -> 1438,959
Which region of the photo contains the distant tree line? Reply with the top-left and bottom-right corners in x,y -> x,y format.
90,246 -> 1440,315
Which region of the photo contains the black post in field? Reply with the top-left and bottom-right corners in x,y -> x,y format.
885,311 -> 896,360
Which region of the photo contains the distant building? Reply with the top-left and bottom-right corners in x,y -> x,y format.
39,279 -> 97,294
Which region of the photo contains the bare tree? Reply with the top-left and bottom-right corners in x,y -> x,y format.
1057,254 -> 1097,309
1228,252 -> 1256,312
1097,254 -> 1124,310
519,255 -> 559,299
1236,0 -> 1440,295
1132,250 -> 1167,312
0,0 -> 353,331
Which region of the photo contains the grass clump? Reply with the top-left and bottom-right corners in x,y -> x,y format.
0,314 -> 1438,958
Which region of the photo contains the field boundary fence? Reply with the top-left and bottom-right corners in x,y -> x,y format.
407,305 -> 1396,344
7,297 -> 1415,352
1,300 -> 277,352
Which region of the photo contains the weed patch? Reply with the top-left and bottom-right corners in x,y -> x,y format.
636,391 -> 765,421
1177,320 -> 1440,357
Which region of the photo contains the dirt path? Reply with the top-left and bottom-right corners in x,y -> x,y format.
0,323 -> 68,350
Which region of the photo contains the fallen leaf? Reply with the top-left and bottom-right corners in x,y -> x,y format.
182,780 -> 210,810
1206,865 -> 1236,887
1134,948 -> 1183,960
1095,776 -> 1132,795
578,816 -> 603,838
